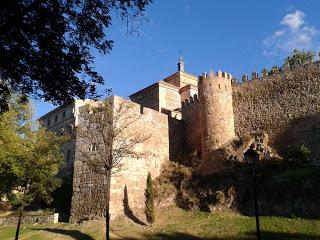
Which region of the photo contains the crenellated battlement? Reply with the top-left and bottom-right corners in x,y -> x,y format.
199,70 -> 233,81
181,94 -> 198,108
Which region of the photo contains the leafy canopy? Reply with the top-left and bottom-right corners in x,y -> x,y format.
284,49 -> 315,69
0,100 -> 66,206
0,0 -> 152,108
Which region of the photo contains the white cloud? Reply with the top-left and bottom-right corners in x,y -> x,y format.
263,10 -> 319,57
281,10 -> 305,31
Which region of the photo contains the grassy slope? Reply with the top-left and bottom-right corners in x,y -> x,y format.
0,206 -> 319,240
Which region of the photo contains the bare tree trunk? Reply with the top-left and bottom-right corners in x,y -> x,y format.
15,204 -> 24,240
105,170 -> 111,240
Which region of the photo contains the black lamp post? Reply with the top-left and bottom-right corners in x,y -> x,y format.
244,144 -> 261,240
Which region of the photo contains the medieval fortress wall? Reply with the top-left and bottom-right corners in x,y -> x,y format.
232,63 -> 320,161
40,61 -> 320,222
180,63 -> 320,163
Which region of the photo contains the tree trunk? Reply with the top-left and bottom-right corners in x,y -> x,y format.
105,170 -> 111,240
15,205 -> 24,240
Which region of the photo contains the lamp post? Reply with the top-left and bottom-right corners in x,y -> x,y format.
244,143 -> 261,240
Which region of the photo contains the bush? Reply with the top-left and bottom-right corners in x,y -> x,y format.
215,191 -> 225,205
284,143 -> 311,164
145,173 -> 155,225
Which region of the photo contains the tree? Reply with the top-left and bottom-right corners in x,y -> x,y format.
284,49 -> 315,69
269,65 -> 280,75
0,100 -> 65,240
241,74 -> 248,83
145,172 -> 154,225
261,68 -> 268,77
79,97 -> 148,240
0,0 -> 152,111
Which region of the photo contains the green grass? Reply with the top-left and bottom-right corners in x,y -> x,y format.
275,166 -> 320,181
0,206 -> 319,239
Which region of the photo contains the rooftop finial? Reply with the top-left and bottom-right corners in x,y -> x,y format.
178,51 -> 185,72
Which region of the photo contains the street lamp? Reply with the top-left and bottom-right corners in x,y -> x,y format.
244,143 -> 261,240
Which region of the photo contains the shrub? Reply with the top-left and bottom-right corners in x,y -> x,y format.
284,143 -> 311,164
215,191 -> 225,205
145,172 -> 155,225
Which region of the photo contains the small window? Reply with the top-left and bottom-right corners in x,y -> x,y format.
62,111 -> 66,119
225,85 -> 227,90
66,150 -> 71,162
89,143 -> 98,152
218,84 -> 221,89
54,115 -> 58,123
47,119 -> 51,126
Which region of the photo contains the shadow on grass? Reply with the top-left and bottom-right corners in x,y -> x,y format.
113,231 -> 320,240
123,185 -> 147,226
31,228 -> 94,240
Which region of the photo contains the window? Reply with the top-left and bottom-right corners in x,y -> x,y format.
225,85 -> 227,90
47,119 -> 51,126
54,115 -> 58,123
62,111 -> 66,119
66,150 -> 71,162
89,143 -> 98,152
68,125 -> 72,134
218,84 -> 221,89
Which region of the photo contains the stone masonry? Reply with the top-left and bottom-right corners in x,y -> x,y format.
40,58 -> 320,222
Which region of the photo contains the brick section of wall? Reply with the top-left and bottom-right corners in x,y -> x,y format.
232,63 -> 320,162
70,96 -> 169,223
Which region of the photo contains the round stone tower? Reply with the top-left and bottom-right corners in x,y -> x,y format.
198,70 -> 235,161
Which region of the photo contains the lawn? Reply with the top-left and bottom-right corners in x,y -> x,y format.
0,206 -> 319,240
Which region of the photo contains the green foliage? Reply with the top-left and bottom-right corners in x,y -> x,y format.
261,68 -> 268,77
0,0 -> 153,107
0,100 -> 66,208
284,49 -> 315,69
241,74 -> 248,83
145,172 -> 155,224
269,65 -> 280,75
284,143 -> 311,164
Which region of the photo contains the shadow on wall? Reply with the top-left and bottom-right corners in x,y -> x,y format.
275,112 -> 320,162
51,173 -> 73,222
112,231 -> 320,240
31,228 -> 94,240
168,116 -> 185,161
123,185 -> 146,225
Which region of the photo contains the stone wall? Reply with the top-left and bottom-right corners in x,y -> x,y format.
70,96 -> 169,223
0,213 -> 57,225
232,63 -> 320,162
198,71 -> 235,161
129,84 -> 159,111
181,96 -> 201,156
158,81 -> 181,111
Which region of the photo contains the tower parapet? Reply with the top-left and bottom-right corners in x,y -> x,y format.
198,70 -> 235,161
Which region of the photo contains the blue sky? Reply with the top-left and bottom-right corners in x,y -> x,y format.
33,0 -> 320,118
